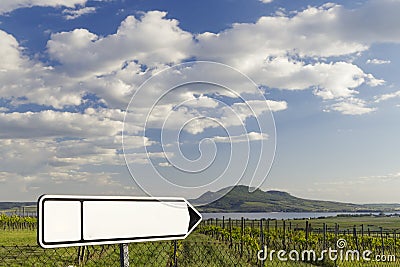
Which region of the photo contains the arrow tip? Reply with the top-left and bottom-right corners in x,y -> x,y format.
187,204 -> 202,233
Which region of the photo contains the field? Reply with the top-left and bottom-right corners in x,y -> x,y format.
268,215 -> 400,232
1,214 -> 400,266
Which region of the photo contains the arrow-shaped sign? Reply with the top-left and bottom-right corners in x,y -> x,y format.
37,195 -> 202,248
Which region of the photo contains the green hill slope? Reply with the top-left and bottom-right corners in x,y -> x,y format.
192,185 -> 400,212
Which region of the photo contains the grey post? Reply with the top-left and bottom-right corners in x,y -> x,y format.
119,243 -> 129,267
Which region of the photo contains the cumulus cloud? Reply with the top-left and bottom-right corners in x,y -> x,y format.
0,30 -> 85,108
0,110 -> 122,139
367,59 -> 391,65
1,2 -> 399,199
192,3 -> 387,105
1,6 -> 387,112
136,97 -> 285,135
0,169 -> 134,201
63,6 -> 96,20
0,0 -> 87,14
251,58 -> 382,100
47,11 -> 193,77
329,98 -> 376,115
0,31 -> 25,70
213,132 -> 268,143
230,100 -> 287,118
194,4 -> 369,61
374,90 -> 400,103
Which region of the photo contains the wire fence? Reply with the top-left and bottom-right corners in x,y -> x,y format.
198,218 -> 400,266
0,240 -> 294,267
1,239 -> 399,266
1,215 -> 400,266
1,236 -> 399,266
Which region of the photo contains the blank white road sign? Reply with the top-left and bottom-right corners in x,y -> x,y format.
37,195 -> 202,248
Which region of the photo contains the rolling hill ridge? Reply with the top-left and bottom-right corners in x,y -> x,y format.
192,185 -> 400,213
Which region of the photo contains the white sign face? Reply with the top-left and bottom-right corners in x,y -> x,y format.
37,195 -> 202,248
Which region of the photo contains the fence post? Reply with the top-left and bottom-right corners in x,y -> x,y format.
394,230 -> 397,257
305,221 -> 309,244
353,225 -> 359,251
361,224 -> 364,249
77,247 -> 81,266
266,219 -> 270,247
334,223 -> 338,267
282,220 -> 286,249
240,217 -> 244,257
229,218 -> 233,248
260,219 -> 264,267
222,216 -> 225,241
119,244 -> 129,267
78,246 -> 87,266
380,227 -> 385,255
173,240 -> 178,267
323,223 -> 326,249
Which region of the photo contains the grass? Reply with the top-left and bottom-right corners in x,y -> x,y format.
0,229 -> 319,266
1,216 -> 400,266
0,229 -> 36,246
182,233 -> 318,266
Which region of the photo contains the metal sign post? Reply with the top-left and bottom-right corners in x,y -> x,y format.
119,243 -> 129,267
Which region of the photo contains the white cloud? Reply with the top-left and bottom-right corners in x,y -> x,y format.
374,90 -> 400,103
124,152 -> 174,165
251,58 -> 381,100
0,31 -> 25,70
0,7 -> 387,112
194,4 -> 369,62
0,139 -> 56,175
365,73 -> 385,87
138,97 -> 286,135
259,0 -> 273,3
0,0 -> 87,14
230,100 -> 287,119
366,58 -> 391,65
0,169 -> 135,201
1,2 -> 399,200
213,132 -> 268,143
0,6 -> 391,186
329,98 -> 376,115
0,110 -> 122,139
63,6 -> 96,20
182,95 -> 219,109
193,4 -> 387,101
0,30 -> 84,108
47,11 -> 193,77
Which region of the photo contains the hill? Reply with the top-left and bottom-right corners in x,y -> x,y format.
192,185 -> 400,213
0,202 -> 36,212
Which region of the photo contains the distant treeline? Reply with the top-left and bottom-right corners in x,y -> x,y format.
0,202 -> 36,210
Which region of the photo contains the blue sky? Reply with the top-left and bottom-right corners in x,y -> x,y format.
0,0 -> 399,203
